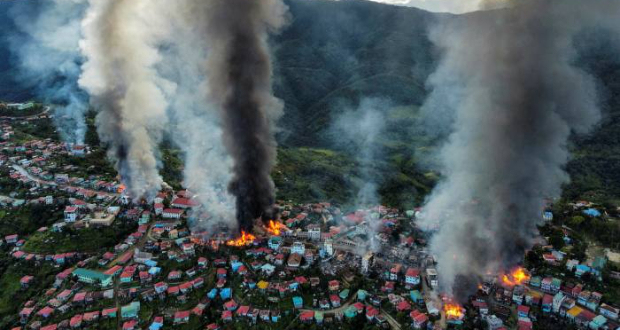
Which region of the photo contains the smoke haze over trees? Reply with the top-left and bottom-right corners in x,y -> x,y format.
0,0 -> 620,210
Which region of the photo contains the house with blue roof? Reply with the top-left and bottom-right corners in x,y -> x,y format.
583,208 -> 601,217
293,296 -> 303,309
575,264 -> 591,277
410,290 -> 424,304
220,288 -> 232,300
231,261 -> 244,272
207,288 -> 218,299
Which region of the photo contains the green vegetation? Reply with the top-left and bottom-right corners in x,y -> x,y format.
0,102 -> 44,117
22,221 -> 137,254
0,204 -> 63,237
0,254 -> 58,328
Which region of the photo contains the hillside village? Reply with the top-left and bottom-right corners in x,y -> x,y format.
1,109 -> 620,330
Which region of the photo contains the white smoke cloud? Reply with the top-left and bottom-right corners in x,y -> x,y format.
333,98 -> 387,252
156,0 -> 237,232
8,0 -> 88,145
79,0 -> 172,201
418,0 -> 620,300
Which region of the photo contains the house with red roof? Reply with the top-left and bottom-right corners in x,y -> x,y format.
405,268 -> 421,286
154,203 -> 164,215
122,319 -> 137,330
192,277 -> 204,289
397,300 -> 412,312
179,281 -> 193,294
19,307 -> 34,321
168,270 -> 182,281
57,289 -> 72,302
20,275 -> 34,288
224,299 -> 238,311
300,311 -> 315,323
38,306 -> 54,318
73,292 -> 86,304
382,281 -> 395,293
174,310 -> 191,324
154,282 -> 168,294
104,265 -> 123,277
390,264 -> 402,281
330,295 -> 341,307
64,206 -> 78,222
40,325 -> 57,330
167,286 -> 180,296
237,305 -> 250,317
410,310 -> 428,329
102,307 -> 117,318
171,197 -> 197,209
221,310 -> 233,322
366,306 -> 380,321
83,310 -> 100,322
328,280 -> 340,291
70,314 -> 83,328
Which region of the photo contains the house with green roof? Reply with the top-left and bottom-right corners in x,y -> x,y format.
410,290 -> 424,304
590,315 -> 607,329
339,289 -> 350,300
315,311 -> 324,324
292,296 -> 303,309
121,301 -> 140,319
72,268 -> 112,287
357,290 -> 368,301
344,306 -> 358,319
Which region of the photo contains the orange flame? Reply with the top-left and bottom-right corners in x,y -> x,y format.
117,184 -> 126,193
226,231 -> 256,247
444,303 -> 464,319
266,220 -> 286,236
502,267 -> 530,286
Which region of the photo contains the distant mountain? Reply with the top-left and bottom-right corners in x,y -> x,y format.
0,1 -> 34,102
1,0 -> 620,206
274,0 -> 436,147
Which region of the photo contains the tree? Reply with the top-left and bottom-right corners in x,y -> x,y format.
568,215 -> 585,228
549,231 -> 565,250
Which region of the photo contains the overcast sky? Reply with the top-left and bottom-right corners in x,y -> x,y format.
365,0 -> 483,14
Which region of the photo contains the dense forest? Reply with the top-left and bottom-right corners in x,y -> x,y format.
2,0 -> 620,207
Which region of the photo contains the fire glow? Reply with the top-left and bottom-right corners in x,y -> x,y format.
502,267 -> 530,287
266,220 -> 286,236
226,231 -> 256,247
117,184 -> 126,193
444,303 -> 464,320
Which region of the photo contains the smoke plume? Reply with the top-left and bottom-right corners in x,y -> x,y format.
157,1 -> 237,231
79,0 -> 172,201
8,0 -> 88,145
418,0 -> 620,300
202,0 -> 289,232
333,98 -> 387,251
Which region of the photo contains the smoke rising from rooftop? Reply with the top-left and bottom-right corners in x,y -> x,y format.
333,98 -> 387,252
158,1 -> 237,231
79,0 -> 172,201
418,0 -> 620,301
202,0 -> 289,232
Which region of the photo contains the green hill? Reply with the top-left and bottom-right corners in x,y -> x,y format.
2,0 -> 620,206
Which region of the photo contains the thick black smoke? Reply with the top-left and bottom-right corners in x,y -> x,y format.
203,0 -> 288,232
418,0 -> 620,301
